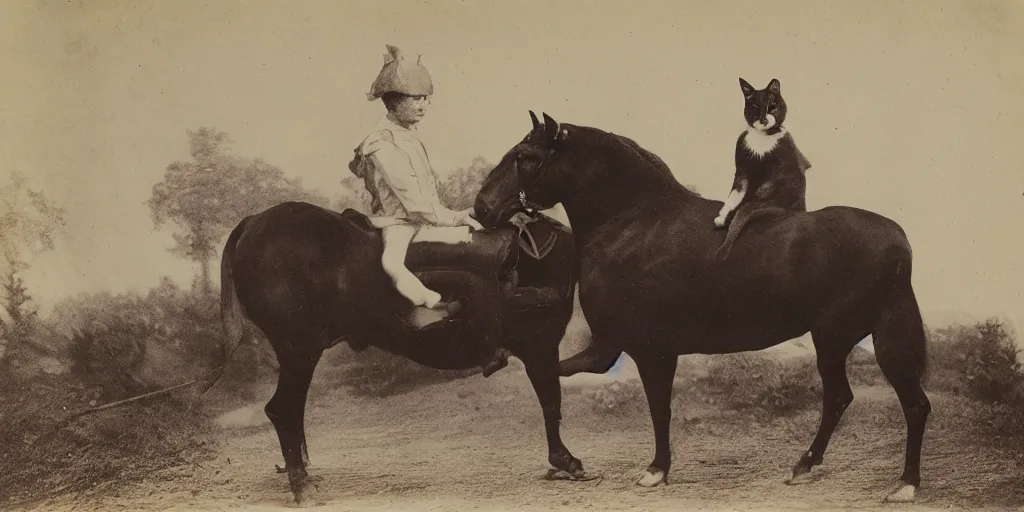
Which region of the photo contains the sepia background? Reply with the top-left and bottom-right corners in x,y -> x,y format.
1,1 -> 1022,510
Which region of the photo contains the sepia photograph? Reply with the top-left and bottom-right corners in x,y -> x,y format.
1,1 -> 1022,510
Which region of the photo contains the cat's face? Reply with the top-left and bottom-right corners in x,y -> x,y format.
740,78 -> 787,132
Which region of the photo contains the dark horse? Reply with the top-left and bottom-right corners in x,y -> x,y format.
474,112 -> 931,503
215,201 -> 586,506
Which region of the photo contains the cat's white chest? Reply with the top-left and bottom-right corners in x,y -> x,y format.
743,128 -> 786,157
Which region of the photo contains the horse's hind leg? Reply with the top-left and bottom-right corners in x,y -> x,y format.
789,328 -> 861,484
265,342 -> 324,507
872,289 -> 931,503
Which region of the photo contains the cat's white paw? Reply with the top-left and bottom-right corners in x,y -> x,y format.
713,216 -> 726,228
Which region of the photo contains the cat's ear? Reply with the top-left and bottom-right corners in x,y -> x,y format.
768,79 -> 781,94
739,78 -> 756,99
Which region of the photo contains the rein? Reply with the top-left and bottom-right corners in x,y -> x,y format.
505,210 -> 576,308
510,211 -> 556,260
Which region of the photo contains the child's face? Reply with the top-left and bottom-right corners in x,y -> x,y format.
392,95 -> 431,126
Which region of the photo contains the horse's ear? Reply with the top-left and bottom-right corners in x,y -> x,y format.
529,111 -> 540,131
542,112 -> 559,141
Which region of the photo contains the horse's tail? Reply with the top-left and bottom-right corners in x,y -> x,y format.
874,241 -> 929,382
202,216 -> 253,395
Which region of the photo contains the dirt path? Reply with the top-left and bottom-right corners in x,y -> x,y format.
30,372 -> 1024,511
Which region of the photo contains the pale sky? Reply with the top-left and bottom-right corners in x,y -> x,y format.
2,0 -> 1022,334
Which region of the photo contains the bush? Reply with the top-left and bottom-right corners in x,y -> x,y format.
579,379 -> 649,416
927,319 -> 1023,404
0,371 -> 218,507
695,353 -> 821,414
321,345 -> 477,398
50,278 -> 277,400
69,318 -> 151,398
847,345 -> 887,386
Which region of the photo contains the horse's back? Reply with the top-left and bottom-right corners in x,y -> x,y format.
793,205 -> 911,258
229,202 -> 390,329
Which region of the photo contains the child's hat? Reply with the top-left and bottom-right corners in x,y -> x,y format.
366,45 -> 434,101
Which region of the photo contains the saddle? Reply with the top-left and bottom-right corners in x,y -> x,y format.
405,228 -> 518,277
340,209 -> 566,309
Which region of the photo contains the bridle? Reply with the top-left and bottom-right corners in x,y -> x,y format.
513,141 -> 554,218
502,125 -> 576,305
504,143 -> 555,261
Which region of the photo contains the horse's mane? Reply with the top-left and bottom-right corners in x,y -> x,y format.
597,129 -> 701,199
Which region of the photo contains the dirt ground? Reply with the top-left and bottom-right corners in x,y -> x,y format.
23,366 -> 1024,512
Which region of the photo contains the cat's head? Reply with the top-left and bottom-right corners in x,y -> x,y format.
739,78 -> 787,132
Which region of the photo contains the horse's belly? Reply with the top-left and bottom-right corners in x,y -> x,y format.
680,323 -> 811,354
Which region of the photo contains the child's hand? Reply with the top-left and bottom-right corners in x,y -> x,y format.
455,208 -> 484,231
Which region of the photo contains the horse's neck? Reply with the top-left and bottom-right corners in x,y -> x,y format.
561,135 -> 706,243
561,182 -> 691,245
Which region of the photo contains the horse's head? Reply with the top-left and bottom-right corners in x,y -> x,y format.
475,111 -> 573,230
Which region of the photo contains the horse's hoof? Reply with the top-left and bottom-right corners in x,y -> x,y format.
543,468 -> 573,480
543,468 -> 600,482
785,471 -> 816,485
883,483 -> 916,503
291,478 -> 323,508
636,469 -> 666,487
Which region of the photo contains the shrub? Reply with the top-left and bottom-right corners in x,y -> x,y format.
579,379 -> 648,416
927,319 -> 1023,404
69,318 -> 152,398
0,371 -> 218,507
51,278 -> 278,400
322,346 -> 477,398
847,345 -> 887,386
696,353 -> 821,414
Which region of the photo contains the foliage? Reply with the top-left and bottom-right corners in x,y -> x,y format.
927,319 -> 1023,404
336,175 -> 374,213
439,156 -> 494,210
50,277 -> 271,400
0,171 -> 66,366
0,371 -> 217,507
846,345 -> 887,386
0,171 -> 66,270
572,353 -> 821,418
321,345 -> 477,398
146,127 -> 330,293
1,269 -> 39,363
579,379 -> 649,416
694,353 -> 821,414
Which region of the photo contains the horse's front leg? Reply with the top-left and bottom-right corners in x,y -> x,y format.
632,351 -> 678,487
521,350 -> 585,479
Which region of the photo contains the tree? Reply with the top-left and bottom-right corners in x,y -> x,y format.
336,175 -> 373,213
147,127 -> 330,295
440,156 -> 494,210
0,171 -> 66,358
